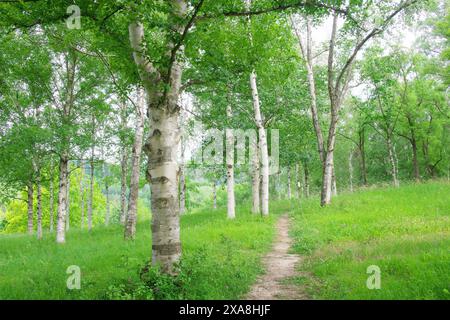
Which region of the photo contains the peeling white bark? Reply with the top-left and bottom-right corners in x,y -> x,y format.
250,72 -> 269,216
56,156 -> 68,243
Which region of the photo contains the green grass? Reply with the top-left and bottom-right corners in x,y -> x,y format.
289,181 -> 450,300
1,182 -> 449,300
0,204 -> 283,300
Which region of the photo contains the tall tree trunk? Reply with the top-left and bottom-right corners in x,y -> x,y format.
36,170 -> 43,239
387,134 -> 400,187
119,103 -> 128,225
124,87 -> 145,240
120,146 -> 128,225
291,15 -> 325,164
332,165 -> 338,196
250,72 -> 269,216
303,162 -> 310,198
66,174 -> 70,231
88,154 -> 94,232
179,125 -> 186,215
49,164 -> 54,232
287,166 -> 292,199
295,163 -> 301,199
27,181 -> 34,235
226,104 -> 236,219
103,162 -> 110,226
129,0 -> 189,274
251,142 -> 260,214
56,155 -> 69,243
406,114 -> 420,181
56,51 -> 76,243
80,161 -> 85,228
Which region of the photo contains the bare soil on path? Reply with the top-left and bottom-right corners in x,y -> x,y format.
245,214 -> 309,300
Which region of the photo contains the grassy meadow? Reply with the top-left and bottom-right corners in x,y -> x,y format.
0,182 -> 448,300
289,181 -> 450,300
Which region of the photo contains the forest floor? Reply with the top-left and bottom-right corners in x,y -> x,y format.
0,182 -> 448,299
288,181 -> 450,299
246,215 -> 309,300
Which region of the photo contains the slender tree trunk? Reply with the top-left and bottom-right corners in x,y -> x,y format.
125,87 -> 145,240
66,174 -> 70,231
120,147 -> 128,225
36,170 -> 43,239
332,165 -> 338,196
27,181 -> 33,235
49,164 -> 54,232
56,52 -> 76,243
387,134 -> 400,187
88,154 -> 94,232
321,99 -> 339,206
287,166 -> 292,199
179,123 -> 186,215
291,15 -> 325,163
226,104 -> 236,219
359,128 -> 368,186
56,155 -> 69,243
411,138 -> 420,181
119,103 -> 128,225
251,142 -> 260,214
405,115 -> 420,181
295,163 -> 301,199
349,151 -> 354,193
80,161 -> 85,228
103,163 -> 110,226
250,72 -> 269,216
303,162 -> 310,198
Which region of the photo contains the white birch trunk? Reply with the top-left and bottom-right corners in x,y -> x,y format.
250,72 -> 269,216
303,163 -> 310,198
49,165 -> 54,232
88,156 -> 94,232
27,181 -> 33,235
295,163 -> 301,199
80,161 -> 85,228
179,133 -> 186,215
332,166 -> 338,196
287,166 -> 292,199
120,146 -> 128,225
120,103 -> 128,225
387,135 -> 400,187
56,156 -> 68,243
226,104 -> 236,219
36,171 -> 42,239
125,87 -> 145,239
103,162 -> 110,226
251,142 -> 260,214
129,0 -> 187,273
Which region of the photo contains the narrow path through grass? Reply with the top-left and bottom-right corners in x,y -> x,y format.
246,214 -> 309,300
